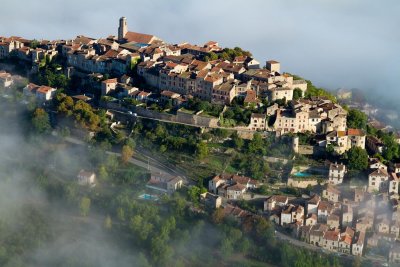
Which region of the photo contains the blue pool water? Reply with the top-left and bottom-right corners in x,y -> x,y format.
293,172 -> 311,177
139,194 -> 158,201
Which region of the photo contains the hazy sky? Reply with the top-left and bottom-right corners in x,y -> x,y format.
1,0 -> 399,93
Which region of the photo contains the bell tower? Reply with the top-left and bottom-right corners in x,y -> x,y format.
118,17 -> 128,41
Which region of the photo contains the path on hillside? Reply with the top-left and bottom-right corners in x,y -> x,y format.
64,136 -> 192,185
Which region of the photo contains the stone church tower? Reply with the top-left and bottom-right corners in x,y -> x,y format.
118,17 -> 128,41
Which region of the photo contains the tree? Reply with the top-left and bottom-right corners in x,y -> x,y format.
79,197 -> 91,217
258,184 -> 269,195
187,186 -> 202,203
121,145 -> 134,164
29,39 -> 40,49
248,133 -> 264,154
346,147 -> 368,170
104,215 -> 112,229
293,88 -> 303,100
255,217 -> 275,243
220,237 -> 234,257
212,208 -> 225,224
98,165 -> 109,181
196,141 -> 208,160
31,108 -> 51,134
347,109 -> 368,130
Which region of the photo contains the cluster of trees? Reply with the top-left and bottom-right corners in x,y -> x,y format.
54,93 -> 102,131
35,55 -> 69,90
222,106 -> 252,126
0,205 -> 52,266
204,47 -> 252,62
298,76 -> 337,103
230,133 -> 294,180
347,109 -> 368,130
345,146 -> 369,171
134,119 -> 204,155
367,125 -> 400,162
31,108 -> 51,134
186,98 -> 223,117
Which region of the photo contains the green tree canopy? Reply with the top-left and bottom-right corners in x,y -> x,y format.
347,109 -> 368,130
79,197 -> 91,217
31,108 -> 51,134
346,147 -> 368,170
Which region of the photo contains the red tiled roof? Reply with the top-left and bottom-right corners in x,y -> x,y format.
347,128 -> 365,136
124,31 -> 156,44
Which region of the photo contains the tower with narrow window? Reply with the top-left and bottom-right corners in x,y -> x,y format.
118,17 -> 128,41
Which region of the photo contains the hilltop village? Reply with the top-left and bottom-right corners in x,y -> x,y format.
2,17 -> 400,266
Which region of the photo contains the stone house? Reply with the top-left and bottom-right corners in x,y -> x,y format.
356,216 -> 374,232
366,135 -> 384,154
249,113 -> 266,131
376,218 -> 391,234
327,214 -> 340,229
338,227 -> 354,254
368,168 -> 389,193
390,222 -> 400,239
317,201 -> 334,223
323,184 -> 341,202
200,192 -> 222,209
307,194 -> 321,215
342,204 -> 353,228
211,81 -> 236,105
209,174 -> 257,200
354,188 -> 365,202
352,231 -> 365,256
347,128 -> 366,150
305,213 -> 318,226
101,78 -> 118,95
264,195 -> 289,212
0,71 -> 13,88
77,170 -> 96,186
226,183 -> 246,200
389,172 -> 400,195
36,86 -> 57,102
146,173 -> 183,194
160,90 -> 181,105
322,230 -> 340,251
326,130 -> 348,154
368,157 -> 388,171
328,163 -> 346,185
309,224 -> 328,247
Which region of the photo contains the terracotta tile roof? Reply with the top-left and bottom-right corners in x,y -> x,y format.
347,128 -> 365,136
37,86 -> 55,94
326,184 -> 341,195
330,163 -> 345,172
267,195 -> 288,205
370,168 -> 388,177
324,230 -> 339,241
102,78 -> 118,84
244,90 -> 260,104
124,31 -> 156,44
251,113 -> 266,119
161,90 -> 180,98
227,183 -> 246,192
308,195 -> 321,205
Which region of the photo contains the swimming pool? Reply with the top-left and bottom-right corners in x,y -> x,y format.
138,194 -> 158,201
293,172 -> 312,177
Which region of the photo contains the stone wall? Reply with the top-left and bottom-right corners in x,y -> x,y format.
287,177 -> 319,188
101,102 -> 220,128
